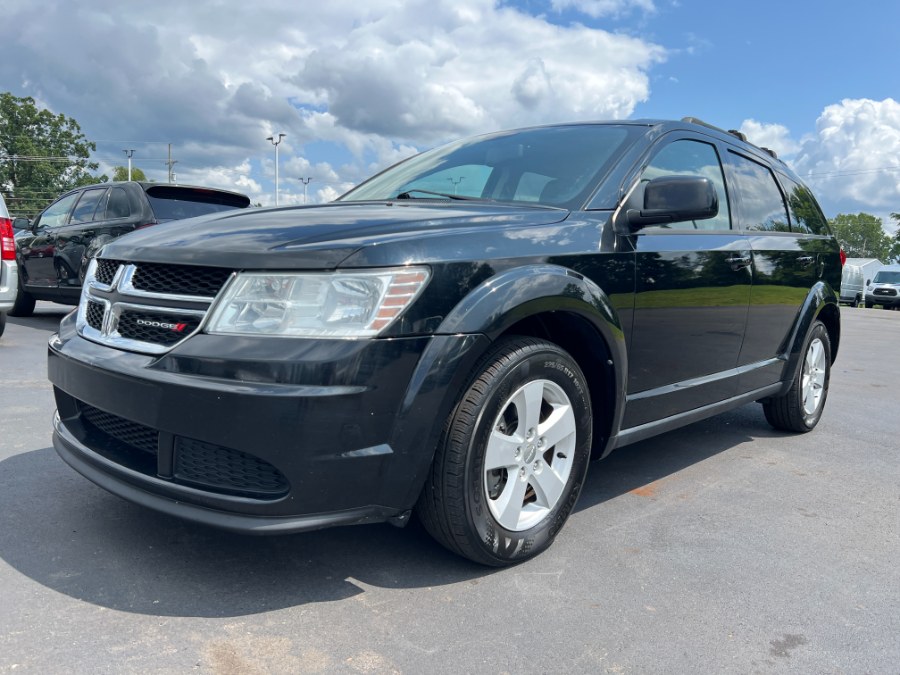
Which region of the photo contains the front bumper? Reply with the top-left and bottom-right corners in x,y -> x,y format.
865,292 -> 900,307
49,312 -> 487,533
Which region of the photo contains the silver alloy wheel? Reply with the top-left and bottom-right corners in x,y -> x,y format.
801,337 -> 827,416
483,378 -> 577,532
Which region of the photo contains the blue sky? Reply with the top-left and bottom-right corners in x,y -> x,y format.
3,0 -> 899,230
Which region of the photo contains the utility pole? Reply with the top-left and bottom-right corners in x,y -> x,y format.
448,176 -> 465,194
299,177 -> 312,204
166,143 -> 178,183
123,149 -> 135,181
266,133 -> 286,205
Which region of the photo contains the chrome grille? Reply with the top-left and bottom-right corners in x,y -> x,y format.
77,258 -> 232,355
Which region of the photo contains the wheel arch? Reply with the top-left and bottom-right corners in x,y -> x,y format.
777,281 -> 840,397
391,264 -> 629,509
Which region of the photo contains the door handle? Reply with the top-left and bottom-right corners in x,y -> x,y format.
727,254 -> 752,270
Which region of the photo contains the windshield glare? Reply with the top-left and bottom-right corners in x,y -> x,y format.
339,125 -> 637,209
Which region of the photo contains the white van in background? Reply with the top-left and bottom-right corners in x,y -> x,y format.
840,258 -> 882,307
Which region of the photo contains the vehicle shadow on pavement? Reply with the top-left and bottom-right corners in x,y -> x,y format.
0,404 -> 780,619
5,307 -> 71,333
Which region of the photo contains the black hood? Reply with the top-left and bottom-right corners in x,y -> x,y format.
100,201 -> 570,270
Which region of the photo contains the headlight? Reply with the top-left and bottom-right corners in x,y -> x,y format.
205,267 -> 430,338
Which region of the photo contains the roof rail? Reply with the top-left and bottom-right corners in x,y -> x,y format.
681,116 -> 748,142
681,116 -> 780,160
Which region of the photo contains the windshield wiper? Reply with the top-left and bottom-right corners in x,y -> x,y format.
394,189 -> 478,201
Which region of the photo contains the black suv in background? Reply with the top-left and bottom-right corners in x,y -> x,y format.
48,119 -> 842,566
11,181 -> 250,316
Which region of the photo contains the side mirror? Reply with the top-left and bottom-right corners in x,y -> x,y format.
11,217 -> 30,231
865,279 -> 871,286
626,176 -> 718,229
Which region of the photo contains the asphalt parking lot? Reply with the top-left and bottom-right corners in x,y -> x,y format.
1,303 -> 898,673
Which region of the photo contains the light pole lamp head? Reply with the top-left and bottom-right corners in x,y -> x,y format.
266,133 -> 286,146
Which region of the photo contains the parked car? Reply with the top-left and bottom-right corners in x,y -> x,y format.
0,192 -> 19,338
10,181 -> 251,316
840,258 -> 882,307
48,118 -> 842,566
864,264 -> 900,309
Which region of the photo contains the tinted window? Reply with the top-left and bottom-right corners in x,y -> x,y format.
728,153 -> 790,232
636,139 -> 730,230
70,189 -> 108,224
38,192 -> 80,228
104,187 -> 132,219
780,176 -> 828,235
145,187 -> 249,222
339,125 -> 641,208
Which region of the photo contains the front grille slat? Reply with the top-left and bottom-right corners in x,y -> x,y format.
82,259 -> 233,353
74,401 -> 289,500
174,437 -> 290,497
80,404 -> 159,455
132,262 -> 231,297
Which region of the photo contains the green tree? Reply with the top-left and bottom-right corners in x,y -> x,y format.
887,213 -> 900,263
0,92 -> 104,218
111,165 -> 148,182
828,213 -> 892,260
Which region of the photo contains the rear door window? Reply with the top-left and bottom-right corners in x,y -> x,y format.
69,188 -> 108,224
145,186 -> 249,222
780,176 -> 829,235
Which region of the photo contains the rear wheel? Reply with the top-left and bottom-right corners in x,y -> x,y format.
762,321 -> 831,433
9,283 -> 35,317
0,312 -> 6,338
417,337 -> 593,566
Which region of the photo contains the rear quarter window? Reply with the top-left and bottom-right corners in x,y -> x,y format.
780,176 -> 830,235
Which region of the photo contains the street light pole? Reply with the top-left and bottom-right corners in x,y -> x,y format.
299,177 -> 312,204
123,149 -> 135,181
266,133 -> 286,206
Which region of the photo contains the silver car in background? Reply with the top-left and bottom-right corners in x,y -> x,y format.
0,193 -> 20,338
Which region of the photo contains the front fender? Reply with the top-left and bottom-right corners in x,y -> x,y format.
389,265 -> 630,508
437,263 -> 625,341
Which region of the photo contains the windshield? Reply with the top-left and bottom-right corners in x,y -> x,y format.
873,270 -> 900,284
339,125 -> 640,209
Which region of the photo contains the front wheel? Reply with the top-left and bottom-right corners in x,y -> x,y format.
864,300 -> 874,309
417,337 -> 593,566
762,321 -> 831,433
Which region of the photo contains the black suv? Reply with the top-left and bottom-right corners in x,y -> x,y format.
48,119 -> 841,566
11,181 -> 250,316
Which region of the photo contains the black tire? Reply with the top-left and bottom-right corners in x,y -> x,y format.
0,312 -> 6,338
417,337 -> 593,566
850,295 -> 859,308
762,321 -> 831,433
9,283 -> 35,317
864,300 -> 873,309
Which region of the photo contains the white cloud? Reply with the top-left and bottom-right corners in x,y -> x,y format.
792,98 -> 900,213
738,119 -> 801,157
550,0 -> 656,18
1,0 -> 666,201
